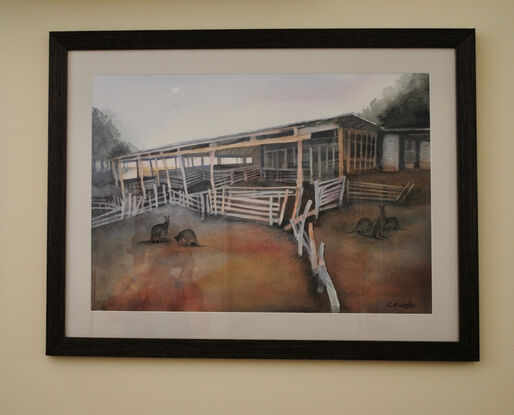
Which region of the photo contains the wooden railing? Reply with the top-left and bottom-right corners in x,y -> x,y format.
168,189 -> 209,219
213,166 -> 260,187
91,184 -> 171,228
348,181 -> 415,204
313,176 -> 347,219
207,186 -> 293,226
261,167 -> 297,182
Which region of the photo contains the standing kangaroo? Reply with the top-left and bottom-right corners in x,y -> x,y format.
150,215 -> 169,243
372,205 -> 387,240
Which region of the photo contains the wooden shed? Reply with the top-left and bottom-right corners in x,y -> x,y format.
380,128 -> 431,172
109,112 -> 383,197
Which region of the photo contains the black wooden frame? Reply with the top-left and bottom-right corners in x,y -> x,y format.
47,29 -> 478,360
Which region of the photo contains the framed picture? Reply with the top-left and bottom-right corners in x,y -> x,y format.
46,29 -> 478,360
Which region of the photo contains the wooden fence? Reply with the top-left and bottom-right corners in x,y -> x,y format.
261,167 -> 297,183
288,203 -> 340,313
168,189 -> 209,219
313,176 -> 347,219
91,184 -> 171,228
213,166 -> 260,187
207,186 -> 294,225
348,181 -> 415,204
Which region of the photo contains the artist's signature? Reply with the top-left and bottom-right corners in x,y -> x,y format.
387,301 -> 416,309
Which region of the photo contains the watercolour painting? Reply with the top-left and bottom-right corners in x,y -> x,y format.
91,73 -> 431,315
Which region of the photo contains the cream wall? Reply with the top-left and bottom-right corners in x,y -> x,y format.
1,0 -> 512,414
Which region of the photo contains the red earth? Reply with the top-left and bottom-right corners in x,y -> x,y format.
92,169 -> 431,313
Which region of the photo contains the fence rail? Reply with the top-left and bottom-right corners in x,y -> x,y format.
91,184 -> 171,228
208,186 -> 292,225
349,181 -> 415,204
261,168 -> 297,182
168,188 -> 208,219
313,176 -> 347,219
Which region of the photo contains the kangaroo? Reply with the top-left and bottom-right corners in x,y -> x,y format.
372,205 -> 387,240
349,217 -> 373,235
174,229 -> 199,247
150,215 -> 169,243
384,216 -> 401,230
381,205 -> 402,231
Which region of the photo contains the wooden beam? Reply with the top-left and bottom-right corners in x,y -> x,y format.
111,159 -> 118,187
178,154 -> 188,195
112,126 -> 300,161
137,156 -> 146,199
346,129 -> 351,175
352,131 -> 357,172
309,146 -> 313,183
118,133 -> 312,162
209,148 -> 216,191
292,186 -> 303,220
365,133 -> 371,170
278,189 -> 289,226
308,222 -> 318,272
149,158 -> 155,179
331,143 -> 335,176
296,140 -> 303,188
317,146 -> 322,179
160,152 -> 171,189
338,127 -> 344,177
374,135 -> 378,168
117,161 -> 125,199
298,122 -> 339,136
358,134 -> 363,172
325,145 -> 329,177
154,157 -> 161,186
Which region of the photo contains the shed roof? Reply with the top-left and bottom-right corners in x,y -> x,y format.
113,112 -> 383,161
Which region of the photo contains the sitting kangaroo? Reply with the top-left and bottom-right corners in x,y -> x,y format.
150,215 -> 169,243
349,217 -> 373,235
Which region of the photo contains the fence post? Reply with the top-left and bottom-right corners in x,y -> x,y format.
278,189 -> 289,226
318,242 -> 340,312
338,176 -> 346,208
292,187 -> 303,220
268,196 -> 273,225
138,195 -> 144,214
221,187 -> 226,214
289,199 -> 312,256
120,197 -> 125,220
308,222 -> 318,273
153,184 -> 158,208
314,180 -> 321,219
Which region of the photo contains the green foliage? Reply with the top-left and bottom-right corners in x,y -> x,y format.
92,107 -> 137,161
361,74 -> 430,128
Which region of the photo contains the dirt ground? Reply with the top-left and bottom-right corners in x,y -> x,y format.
92,206 -> 323,312
92,169 -> 432,314
314,169 -> 432,313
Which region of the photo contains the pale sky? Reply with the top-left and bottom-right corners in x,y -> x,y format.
93,74 -> 403,150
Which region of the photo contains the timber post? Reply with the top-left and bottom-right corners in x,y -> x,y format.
178,153 -> 188,195
160,152 -> 171,189
137,155 -> 146,199
338,127 -> 344,177
117,161 -> 125,199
